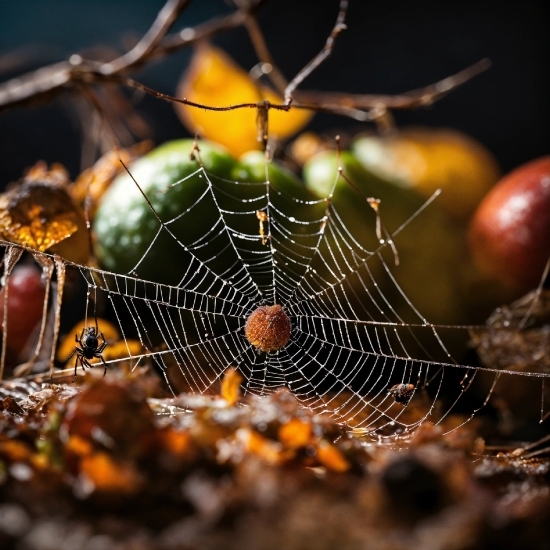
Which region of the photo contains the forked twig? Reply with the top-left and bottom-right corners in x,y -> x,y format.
284,0 -> 349,104
99,0 -> 193,75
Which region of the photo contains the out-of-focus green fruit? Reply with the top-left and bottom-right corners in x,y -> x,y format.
94,140 -> 237,285
352,127 -> 501,221
93,142 -> 319,287
303,150 -> 470,325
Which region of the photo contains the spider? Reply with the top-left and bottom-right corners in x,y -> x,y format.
67,326 -> 108,381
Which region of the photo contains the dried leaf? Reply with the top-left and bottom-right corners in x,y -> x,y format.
0,164 -> 89,262
238,428 -> 286,465
220,367 -> 243,406
160,428 -> 192,456
0,440 -> 32,462
176,45 -> 313,157
80,452 -> 142,494
316,439 -> 350,472
278,418 -> 312,449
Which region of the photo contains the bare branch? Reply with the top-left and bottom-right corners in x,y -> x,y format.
0,1 -> 262,114
100,0 -> 193,75
243,15 -> 288,95
0,0 -> 490,127
284,0 -> 349,104
294,58 -> 492,110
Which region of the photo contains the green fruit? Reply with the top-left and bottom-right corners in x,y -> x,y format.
303,150 -> 469,326
94,140 -> 237,285
93,142 -> 320,288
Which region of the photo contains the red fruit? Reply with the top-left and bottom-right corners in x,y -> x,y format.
468,156 -> 550,293
0,264 -> 46,356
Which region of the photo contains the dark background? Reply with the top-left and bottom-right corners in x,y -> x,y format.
0,0 -> 549,188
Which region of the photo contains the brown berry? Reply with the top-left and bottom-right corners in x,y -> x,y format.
245,304 -> 291,352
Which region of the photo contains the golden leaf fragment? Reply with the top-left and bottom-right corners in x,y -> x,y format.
0,163 -> 89,261
80,452 -> 143,494
278,418 -> 313,449
238,428 -> 285,465
220,367 -> 243,406
316,439 -> 350,472
176,45 -> 313,157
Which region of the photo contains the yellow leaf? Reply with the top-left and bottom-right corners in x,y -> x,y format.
220,366 -> 243,406
278,418 -> 312,449
316,439 -> 350,472
176,45 -> 313,157
0,193 -> 78,252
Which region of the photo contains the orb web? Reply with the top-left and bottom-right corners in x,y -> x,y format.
1,144 -> 548,436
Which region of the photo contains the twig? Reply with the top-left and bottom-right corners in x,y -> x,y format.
0,0 -> 263,113
294,58 -> 492,110
243,14 -> 288,95
0,0 -> 490,126
284,0 -> 349,104
99,0 -> 193,75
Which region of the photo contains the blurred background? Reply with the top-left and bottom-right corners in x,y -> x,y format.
0,0 -> 548,187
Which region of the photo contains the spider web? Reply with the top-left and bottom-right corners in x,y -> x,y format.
3,144 -> 548,434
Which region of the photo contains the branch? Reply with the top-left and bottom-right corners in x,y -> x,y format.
243,15 -> 288,95
99,0 -> 193,75
0,0 -> 490,125
0,0 -> 262,114
293,58 -> 492,110
284,0 -> 349,104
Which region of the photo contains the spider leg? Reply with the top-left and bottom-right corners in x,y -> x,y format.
97,341 -> 107,353
66,347 -> 78,361
98,354 -> 108,377
76,328 -> 85,345
73,354 -> 81,382
82,358 -> 92,371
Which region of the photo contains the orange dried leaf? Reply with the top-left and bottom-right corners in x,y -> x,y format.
0,440 -> 32,462
278,418 -> 312,449
0,204 -> 78,252
316,439 -> 350,472
0,165 -> 88,260
65,435 -> 93,458
220,367 -> 243,405
161,428 -> 192,456
80,452 -> 142,494
238,428 -> 285,465
176,45 -> 313,157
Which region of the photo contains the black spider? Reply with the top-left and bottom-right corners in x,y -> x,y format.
67,326 -> 108,381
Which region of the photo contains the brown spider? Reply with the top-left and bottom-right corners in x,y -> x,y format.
67,326 -> 108,381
